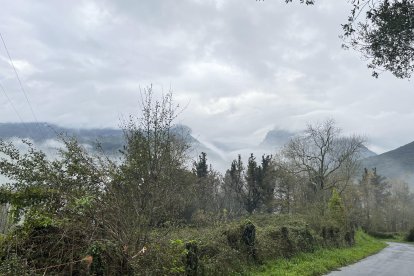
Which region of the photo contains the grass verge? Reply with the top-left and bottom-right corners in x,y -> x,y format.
249,230 -> 386,276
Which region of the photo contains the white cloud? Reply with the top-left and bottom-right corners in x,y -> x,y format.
0,0 -> 412,154
77,1 -> 111,30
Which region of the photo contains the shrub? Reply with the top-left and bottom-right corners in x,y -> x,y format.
367,231 -> 395,239
0,253 -> 28,275
0,214 -> 358,275
405,228 -> 414,242
132,237 -> 188,275
257,224 -> 317,261
0,224 -> 90,274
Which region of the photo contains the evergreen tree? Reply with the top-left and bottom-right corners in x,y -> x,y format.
222,155 -> 245,216
192,152 -> 221,212
359,168 -> 390,231
245,154 -> 260,214
258,155 -> 275,213
194,152 -> 208,178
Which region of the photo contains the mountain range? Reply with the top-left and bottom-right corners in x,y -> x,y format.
0,123 -> 290,171
0,122 -> 412,187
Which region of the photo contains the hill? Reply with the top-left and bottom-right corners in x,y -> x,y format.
0,122 -> 124,153
260,129 -> 296,149
0,123 -> 384,174
359,145 -> 377,159
0,122 -> 229,168
361,141 -> 414,185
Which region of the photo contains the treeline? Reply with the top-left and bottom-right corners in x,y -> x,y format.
190,121 -> 414,234
0,88 -> 413,274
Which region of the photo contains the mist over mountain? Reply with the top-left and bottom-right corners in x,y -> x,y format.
359,145 -> 377,159
7,123 -> 413,181
0,122 -> 230,169
0,123 -> 293,171
361,141 -> 414,186
260,129 -> 297,149
199,129 -> 302,171
0,122 -> 124,153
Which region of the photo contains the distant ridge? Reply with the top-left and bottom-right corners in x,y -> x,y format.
260,129 -> 296,148
361,140 -> 414,186
0,122 -> 122,140
0,122 -> 123,152
359,145 -> 377,159
1,123 -> 403,178
0,123 -> 224,163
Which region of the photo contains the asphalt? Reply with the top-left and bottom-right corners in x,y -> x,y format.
326,242 -> 414,276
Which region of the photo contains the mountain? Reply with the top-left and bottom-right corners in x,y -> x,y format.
359,145 -> 377,159
0,122 -> 124,153
0,122 -> 228,168
260,129 -> 296,149
361,141 -> 414,185
0,123 -> 385,176
0,123 -> 298,172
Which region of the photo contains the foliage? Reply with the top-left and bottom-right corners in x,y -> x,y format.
251,230 -> 386,276
0,86 -> 197,274
0,137 -> 111,274
223,154 -> 276,215
192,153 -> 222,213
0,89 -> 413,275
405,227 -> 414,242
0,253 -> 28,276
194,152 -> 208,178
328,189 -> 346,227
134,214 -> 355,275
367,230 -> 396,239
342,0 -> 414,78
358,168 -> 392,231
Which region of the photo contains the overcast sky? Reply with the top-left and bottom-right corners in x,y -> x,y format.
0,0 -> 413,154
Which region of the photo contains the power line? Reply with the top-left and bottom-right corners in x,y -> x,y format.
0,81 -> 26,125
0,32 -> 39,124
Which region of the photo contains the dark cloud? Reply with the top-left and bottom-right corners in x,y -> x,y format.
0,0 -> 413,153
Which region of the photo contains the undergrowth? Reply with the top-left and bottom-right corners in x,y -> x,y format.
250,230 -> 386,276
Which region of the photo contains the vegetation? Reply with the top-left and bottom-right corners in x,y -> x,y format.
405,227 -> 414,242
252,230 -> 386,276
0,88 -> 413,274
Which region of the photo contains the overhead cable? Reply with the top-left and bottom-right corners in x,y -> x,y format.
0,32 -> 39,124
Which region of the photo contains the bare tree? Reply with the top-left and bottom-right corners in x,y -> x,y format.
102,86 -> 192,252
283,120 -> 365,209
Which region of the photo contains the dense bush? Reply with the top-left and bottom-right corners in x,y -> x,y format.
125,214 -> 354,275
0,223 -> 132,275
405,228 -> 414,242
0,212 -> 355,274
367,231 -> 396,239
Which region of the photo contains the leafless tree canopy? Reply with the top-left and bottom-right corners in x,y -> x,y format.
283,120 -> 365,193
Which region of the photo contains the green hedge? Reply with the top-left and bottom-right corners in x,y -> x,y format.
130,215 -> 355,275
0,214 -> 357,275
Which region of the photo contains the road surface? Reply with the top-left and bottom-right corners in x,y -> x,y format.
327,242 -> 414,276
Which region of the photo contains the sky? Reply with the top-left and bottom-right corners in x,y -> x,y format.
0,0 -> 413,154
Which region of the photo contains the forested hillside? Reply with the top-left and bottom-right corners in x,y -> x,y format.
362,141 -> 414,186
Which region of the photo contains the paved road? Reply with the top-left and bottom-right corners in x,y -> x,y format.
327,242 -> 414,276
